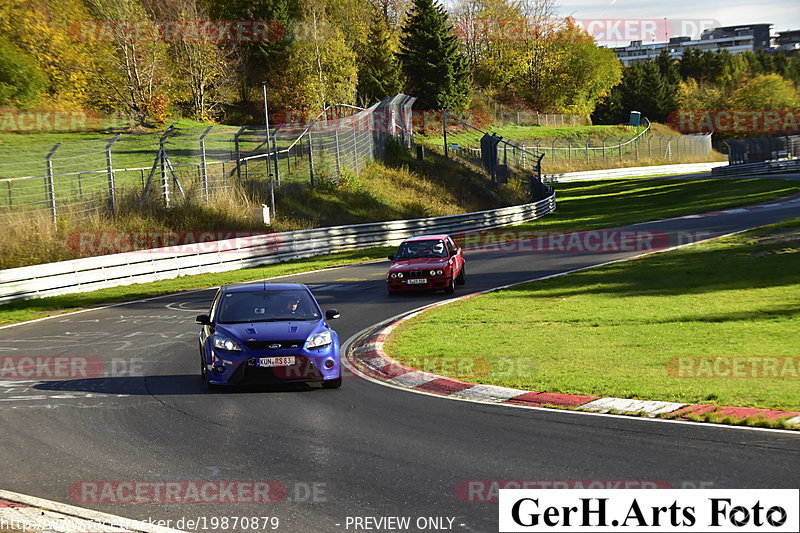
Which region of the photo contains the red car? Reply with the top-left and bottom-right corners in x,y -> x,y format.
386,235 -> 466,295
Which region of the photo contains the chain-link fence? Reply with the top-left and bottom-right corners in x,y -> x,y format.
724,134 -> 800,164
443,112 -> 550,200
441,114 -> 712,169
493,109 -> 591,127
0,94 -> 417,223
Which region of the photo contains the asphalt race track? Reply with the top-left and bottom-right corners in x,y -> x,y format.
0,195 -> 798,532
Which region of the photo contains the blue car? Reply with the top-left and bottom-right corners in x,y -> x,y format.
195,282 -> 342,389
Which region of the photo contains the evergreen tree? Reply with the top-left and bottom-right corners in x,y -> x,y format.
397,0 -> 470,109
357,8 -> 402,104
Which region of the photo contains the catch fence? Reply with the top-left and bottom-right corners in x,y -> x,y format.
0,94 -> 417,223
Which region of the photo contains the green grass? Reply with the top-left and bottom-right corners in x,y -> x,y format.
384,219 -> 800,411
524,178 -> 800,233
0,246 -> 394,326
1,177 -> 798,327
418,124 -> 648,145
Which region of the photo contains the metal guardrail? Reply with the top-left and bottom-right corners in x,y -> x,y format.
0,193 -> 556,303
711,158 -> 800,178
545,162 -> 726,183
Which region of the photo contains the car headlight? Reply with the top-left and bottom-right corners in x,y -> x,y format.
429,270 -> 436,276
213,336 -> 242,351
390,272 -> 397,279
307,330 -> 333,349
396,272 -> 404,278
436,269 -> 444,275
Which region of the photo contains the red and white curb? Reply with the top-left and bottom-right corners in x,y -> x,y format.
348,315 -> 800,427
0,490 -> 185,533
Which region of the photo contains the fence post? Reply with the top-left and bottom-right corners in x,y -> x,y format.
442,111 -> 449,158
234,127 -> 244,185
619,137 -> 624,162
105,134 -> 120,214
567,139 -> 571,160
272,135 -> 281,188
6,180 -> 12,207
352,128 -> 358,173
648,137 -> 652,159
308,133 -> 316,187
602,138 -> 606,163
45,143 -> 60,225
77,173 -> 84,199
334,129 -> 342,180
199,126 -> 213,204
635,136 -> 639,160
585,139 -> 590,163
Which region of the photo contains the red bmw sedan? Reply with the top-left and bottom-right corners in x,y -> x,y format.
386,235 -> 466,295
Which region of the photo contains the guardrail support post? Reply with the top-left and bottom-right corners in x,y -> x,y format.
106,134 -> 120,214
45,143 -> 60,225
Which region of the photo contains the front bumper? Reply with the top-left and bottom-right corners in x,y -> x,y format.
387,276 -> 450,291
206,344 -> 340,385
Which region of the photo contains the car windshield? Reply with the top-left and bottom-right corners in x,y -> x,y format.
394,239 -> 447,260
217,289 -> 320,323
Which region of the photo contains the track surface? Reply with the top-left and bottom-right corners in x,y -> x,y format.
1,195 -> 799,532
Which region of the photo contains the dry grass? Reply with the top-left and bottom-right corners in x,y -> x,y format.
0,149 -> 526,268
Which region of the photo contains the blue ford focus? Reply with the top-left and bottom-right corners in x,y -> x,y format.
195,282 -> 342,389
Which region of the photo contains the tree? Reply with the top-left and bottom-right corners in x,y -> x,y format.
729,74 -> 799,110
357,8 -> 402,104
279,0 -> 358,111
145,0 -> 236,121
0,37 -> 45,106
397,0 -> 471,109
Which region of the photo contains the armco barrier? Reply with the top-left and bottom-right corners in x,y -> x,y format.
545,162 -> 725,183
711,158 -> 800,178
0,194 -> 555,303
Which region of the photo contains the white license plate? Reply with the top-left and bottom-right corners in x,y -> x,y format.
257,356 -> 296,367
407,278 -> 427,285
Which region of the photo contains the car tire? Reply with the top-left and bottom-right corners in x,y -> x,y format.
322,377 -> 342,389
456,265 -> 466,285
387,287 -> 398,296
444,275 -> 456,294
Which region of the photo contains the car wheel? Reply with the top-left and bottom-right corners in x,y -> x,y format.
456,265 -> 466,285
322,377 -> 342,389
444,275 -> 455,294
387,287 -> 398,296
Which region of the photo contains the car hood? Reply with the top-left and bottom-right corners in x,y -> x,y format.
389,258 -> 449,271
216,320 -> 322,341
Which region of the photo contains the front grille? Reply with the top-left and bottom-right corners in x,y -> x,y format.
407,270 -> 426,278
244,339 -> 305,350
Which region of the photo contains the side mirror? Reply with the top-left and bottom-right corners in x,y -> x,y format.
388,255 -> 395,261
195,314 -> 210,325
325,309 -> 340,320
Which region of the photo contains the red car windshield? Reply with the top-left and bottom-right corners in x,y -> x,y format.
394,240 -> 447,260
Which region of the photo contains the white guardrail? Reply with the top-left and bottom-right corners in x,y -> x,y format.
0,194 -> 556,303
545,161 -> 726,183
711,158 -> 800,178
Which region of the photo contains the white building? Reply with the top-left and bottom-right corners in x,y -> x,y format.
613,24 -> 777,66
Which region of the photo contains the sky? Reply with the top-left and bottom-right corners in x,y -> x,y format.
558,0 -> 800,46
